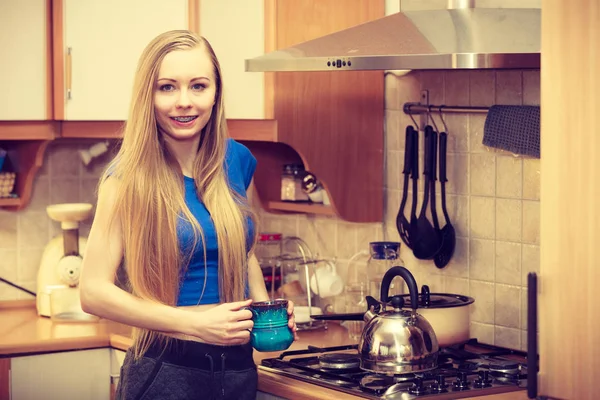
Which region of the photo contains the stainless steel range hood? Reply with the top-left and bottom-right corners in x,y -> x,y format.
245,7 -> 540,72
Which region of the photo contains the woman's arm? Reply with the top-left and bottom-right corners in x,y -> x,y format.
80,177 -> 253,345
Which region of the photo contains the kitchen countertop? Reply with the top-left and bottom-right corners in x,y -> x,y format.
0,301 -> 528,400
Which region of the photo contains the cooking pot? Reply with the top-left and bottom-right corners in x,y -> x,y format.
412,285 -> 474,347
311,283 -> 474,347
358,266 -> 439,374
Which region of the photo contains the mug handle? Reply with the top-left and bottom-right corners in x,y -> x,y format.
324,259 -> 336,274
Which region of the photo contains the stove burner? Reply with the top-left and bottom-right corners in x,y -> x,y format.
457,361 -> 480,371
360,374 -> 398,392
318,353 -> 361,370
311,373 -> 356,387
488,361 -> 520,374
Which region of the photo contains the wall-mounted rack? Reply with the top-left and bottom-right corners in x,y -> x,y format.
402,90 -> 490,130
403,102 -> 490,115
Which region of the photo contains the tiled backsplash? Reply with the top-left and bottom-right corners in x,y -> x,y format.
257,70 -> 541,351
0,140 -> 111,301
0,70 -> 540,352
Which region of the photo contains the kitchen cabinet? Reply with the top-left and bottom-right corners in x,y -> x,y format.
200,0 -> 266,119
110,349 -> 126,400
0,1 -> 385,224
54,0 -> 189,121
539,1 -> 599,399
0,0 -> 51,122
10,348 -> 110,400
244,0 -> 385,222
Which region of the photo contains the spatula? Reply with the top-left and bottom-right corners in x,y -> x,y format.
434,131 -> 456,268
412,126 -> 442,260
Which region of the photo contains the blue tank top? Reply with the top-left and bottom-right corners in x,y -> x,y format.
176,139 -> 256,306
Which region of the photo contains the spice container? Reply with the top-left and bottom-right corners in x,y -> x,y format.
281,164 -> 309,202
302,172 -> 330,205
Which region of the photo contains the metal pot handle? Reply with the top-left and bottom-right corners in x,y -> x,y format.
380,266 -> 419,310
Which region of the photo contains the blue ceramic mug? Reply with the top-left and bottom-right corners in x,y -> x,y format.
248,299 -> 294,352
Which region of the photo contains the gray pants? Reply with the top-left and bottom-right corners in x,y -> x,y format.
116,339 -> 257,400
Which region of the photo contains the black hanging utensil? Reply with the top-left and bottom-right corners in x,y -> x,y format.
409,125 -> 420,239
428,129 -> 444,257
527,272 -> 538,399
434,131 -> 456,268
397,126 -> 415,248
413,126 -> 442,260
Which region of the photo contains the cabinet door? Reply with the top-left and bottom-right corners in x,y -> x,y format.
200,0 -> 265,119
60,0 -> 189,120
11,349 -> 110,400
110,349 -> 127,400
0,0 -> 49,121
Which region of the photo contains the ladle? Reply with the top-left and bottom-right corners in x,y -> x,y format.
397,125 -> 415,248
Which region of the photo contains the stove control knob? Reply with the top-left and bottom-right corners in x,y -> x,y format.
453,372 -> 470,391
409,377 -> 427,395
474,370 -> 493,388
430,375 -> 448,393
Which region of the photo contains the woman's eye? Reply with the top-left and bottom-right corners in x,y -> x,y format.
192,83 -> 206,91
159,84 -> 175,92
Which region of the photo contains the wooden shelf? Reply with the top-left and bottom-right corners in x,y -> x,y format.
228,119 -> 278,142
0,121 -> 58,140
0,140 -> 50,211
0,197 -> 21,207
267,201 -> 336,216
61,121 -> 124,138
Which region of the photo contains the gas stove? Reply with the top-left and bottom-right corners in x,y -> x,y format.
259,339 -> 531,399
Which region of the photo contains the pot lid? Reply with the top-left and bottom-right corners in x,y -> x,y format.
401,293 -> 474,309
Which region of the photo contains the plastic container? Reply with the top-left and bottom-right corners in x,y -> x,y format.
49,286 -> 99,323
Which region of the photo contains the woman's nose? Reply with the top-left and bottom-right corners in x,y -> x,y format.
176,89 -> 192,108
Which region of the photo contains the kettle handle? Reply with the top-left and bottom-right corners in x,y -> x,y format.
380,266 -> 419,310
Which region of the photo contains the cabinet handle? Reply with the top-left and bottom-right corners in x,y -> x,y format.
66,47 -> 72,100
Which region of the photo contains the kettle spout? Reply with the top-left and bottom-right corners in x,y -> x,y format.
364,309 -> 377,323
363,295 -> 381,322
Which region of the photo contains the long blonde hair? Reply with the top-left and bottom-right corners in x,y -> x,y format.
103,30 -> 256,357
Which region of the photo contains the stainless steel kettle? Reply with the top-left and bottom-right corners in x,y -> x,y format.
358,266 -> 439,374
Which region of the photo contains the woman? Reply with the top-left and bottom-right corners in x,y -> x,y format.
80,30 -> 297,400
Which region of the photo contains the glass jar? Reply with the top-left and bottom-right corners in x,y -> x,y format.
366,241 -> 404,299
281,164 -> 309,202
255,233 -> 283,297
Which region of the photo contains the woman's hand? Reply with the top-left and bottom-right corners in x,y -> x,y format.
287,299 -> 299,340
188,299 -> 254,345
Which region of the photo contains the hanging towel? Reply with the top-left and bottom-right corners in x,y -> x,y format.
483,105 -> 540,158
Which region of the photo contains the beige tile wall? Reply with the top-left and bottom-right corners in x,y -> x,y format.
0,139 -> 112,301
257,69 -> 541,351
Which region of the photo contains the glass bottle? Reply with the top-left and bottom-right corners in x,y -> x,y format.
344,250 -> 370,341
366,241 -> 404,300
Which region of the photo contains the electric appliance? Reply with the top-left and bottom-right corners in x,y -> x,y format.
36,203 -> 94,320
245,1 -> 541,72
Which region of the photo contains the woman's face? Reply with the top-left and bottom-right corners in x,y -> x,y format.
154,47 -> 217,142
